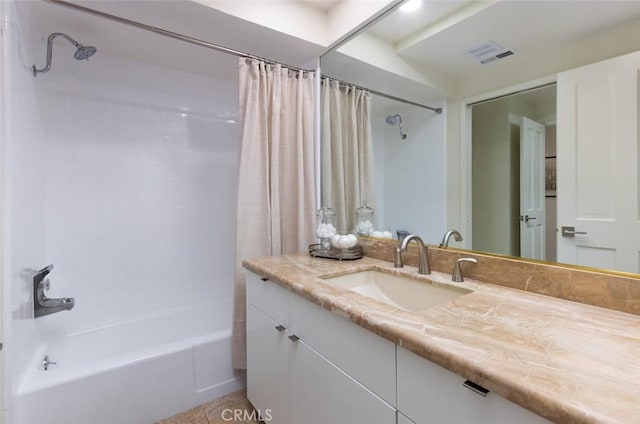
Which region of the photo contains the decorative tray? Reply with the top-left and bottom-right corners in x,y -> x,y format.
308,244 -> 363,260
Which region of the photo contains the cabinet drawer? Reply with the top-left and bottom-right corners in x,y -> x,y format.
246,272 -> 289,326
289,292 -> 396,406
290,339 -> 396,424
246,305 -> 290,424
397,347 -> 549,424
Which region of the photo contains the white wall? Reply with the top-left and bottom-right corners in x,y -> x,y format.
34,50 -> 238,338
371,99 -> 445,244
2,1 -> 47,419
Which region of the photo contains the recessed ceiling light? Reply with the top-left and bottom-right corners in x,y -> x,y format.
399,0 -> 422,13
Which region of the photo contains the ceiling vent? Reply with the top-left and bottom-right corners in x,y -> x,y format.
465,41 -> 516,65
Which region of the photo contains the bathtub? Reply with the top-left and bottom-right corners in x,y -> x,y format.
14,300 -> 244,424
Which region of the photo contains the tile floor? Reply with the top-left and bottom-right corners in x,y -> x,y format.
158,389 -> 262,424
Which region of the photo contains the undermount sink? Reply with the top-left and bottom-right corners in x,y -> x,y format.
322,270 -> 472,312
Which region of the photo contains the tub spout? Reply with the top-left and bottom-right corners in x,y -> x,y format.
37,296 -> 75,315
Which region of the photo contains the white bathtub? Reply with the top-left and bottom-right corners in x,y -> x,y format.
14,300 -> 244,424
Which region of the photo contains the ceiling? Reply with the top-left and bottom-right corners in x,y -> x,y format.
295,0 -> 343,12
395,0 -> 640,78
324,0 -> 640,101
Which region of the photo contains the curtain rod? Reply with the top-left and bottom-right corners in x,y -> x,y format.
43,0 -> 314,74
468,82 -> 557,107
323,76 -> 443,114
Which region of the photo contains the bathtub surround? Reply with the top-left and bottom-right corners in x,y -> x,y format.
233,59 -> 316,369
3,3 -> 48,421
3,1 -> 242,421
359,237 -> 640,316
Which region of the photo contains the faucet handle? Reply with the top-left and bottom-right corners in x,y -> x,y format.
452,257 -> 477,282
394,246 -> 404,268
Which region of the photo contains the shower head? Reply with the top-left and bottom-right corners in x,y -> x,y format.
386,114 -> 407,140
74,44 -> 97,61
33,32 -> 97,77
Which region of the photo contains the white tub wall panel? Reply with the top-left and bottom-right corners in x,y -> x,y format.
192,330 -> 242,394
35,300 -> 232,373
2,0 -> 47,414
37,50 -> 238,337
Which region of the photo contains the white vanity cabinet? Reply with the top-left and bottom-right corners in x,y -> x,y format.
246,272 -> 396,424
290,337 -> 396,424
396,347 -> 550,424
246,304 -> 291,423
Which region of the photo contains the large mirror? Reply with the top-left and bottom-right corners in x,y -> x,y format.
321,0 -> 640,276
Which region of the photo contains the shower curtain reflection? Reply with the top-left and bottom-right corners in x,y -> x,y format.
321,79 -> 375,233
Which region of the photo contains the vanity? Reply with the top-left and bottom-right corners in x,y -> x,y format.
244,253 -> 640,424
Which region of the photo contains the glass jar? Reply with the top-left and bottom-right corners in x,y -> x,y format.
355,202 -> 374,236
315,206 -> 337,250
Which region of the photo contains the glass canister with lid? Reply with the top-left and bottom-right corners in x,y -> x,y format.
355,202 -> 374,236
315,206 -> 337,250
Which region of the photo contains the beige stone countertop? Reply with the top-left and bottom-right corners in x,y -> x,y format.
243,253 -> 640,424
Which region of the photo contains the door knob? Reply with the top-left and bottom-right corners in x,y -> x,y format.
561,226 -> 587,237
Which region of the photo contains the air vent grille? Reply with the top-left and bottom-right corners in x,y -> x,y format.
466,41 -> 516,64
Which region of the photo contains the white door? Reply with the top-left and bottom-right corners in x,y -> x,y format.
557,51 -> 640,273
520,117 -> 546,260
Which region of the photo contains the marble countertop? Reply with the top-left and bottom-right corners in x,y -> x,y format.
243,254 -> 640,424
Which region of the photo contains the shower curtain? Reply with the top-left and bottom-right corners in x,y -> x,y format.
321,78 -> 375,233
232,59 -> 316,369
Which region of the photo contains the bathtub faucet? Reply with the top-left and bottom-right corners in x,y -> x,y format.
33,264 -> 75,318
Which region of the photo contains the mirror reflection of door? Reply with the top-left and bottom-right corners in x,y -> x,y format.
470,85 -> 557,260
520,117 -> 546,260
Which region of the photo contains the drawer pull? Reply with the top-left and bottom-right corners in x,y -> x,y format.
275,325 -> 286,332
260,277 -> 269,281
463,380 -> 489,397
288,334 -> 300,342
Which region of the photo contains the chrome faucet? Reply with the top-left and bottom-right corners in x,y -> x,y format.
439,229 -> 463,248
395,234 -> 431,275
33,264 -> 75,318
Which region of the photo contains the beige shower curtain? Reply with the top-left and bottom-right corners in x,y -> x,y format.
321,78 -> 375,233
232,59 -> 316,369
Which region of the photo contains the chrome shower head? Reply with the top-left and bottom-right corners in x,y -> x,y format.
33,32 -> 97,77
74,45 -> 97,61
386,114 -> 407,140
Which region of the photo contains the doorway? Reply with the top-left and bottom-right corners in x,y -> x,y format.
470,84 -> 557,261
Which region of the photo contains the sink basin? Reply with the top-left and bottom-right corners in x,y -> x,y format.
323,270 -> 472,312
